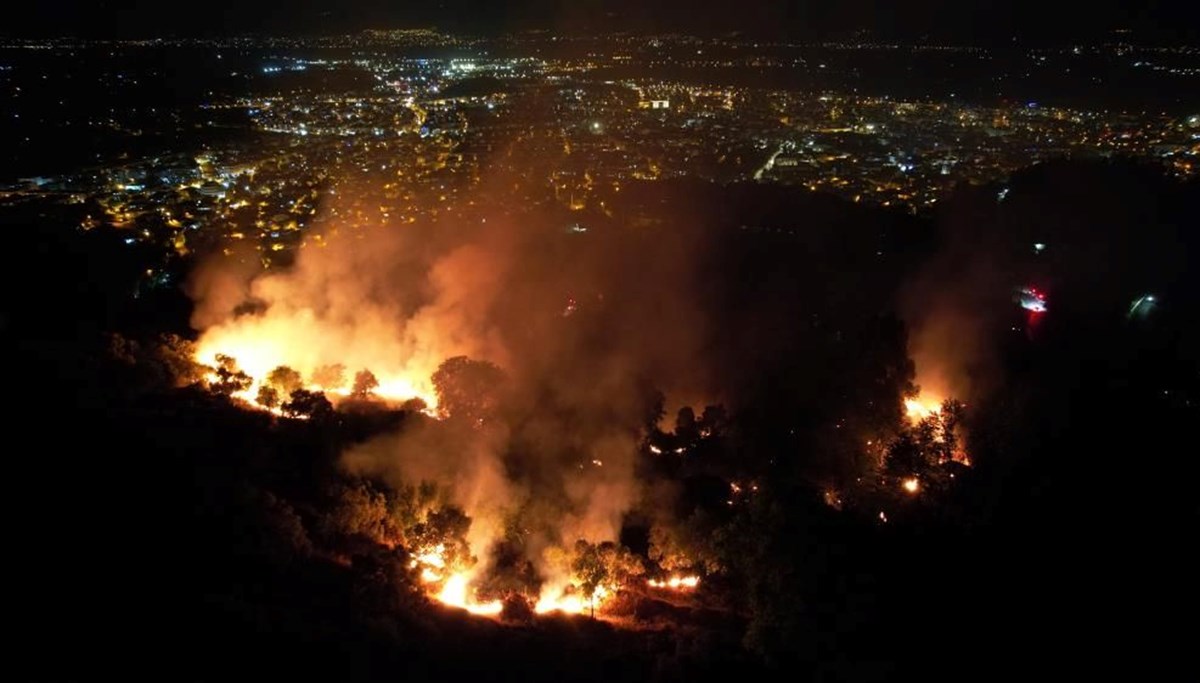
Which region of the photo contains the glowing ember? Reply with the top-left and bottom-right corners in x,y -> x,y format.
901,477 -> 920,494
647,575 -> 700,590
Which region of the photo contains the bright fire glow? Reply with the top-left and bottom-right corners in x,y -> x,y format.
410,544 -> 616,617
437,573 -> 503,616
904,397 -> 942,423
410,545 -> 447,583
901,477 -> 920,494
535,583 -> 612,615
195,332 -> 440,413
647,575 -> 700,590
412,544 -> 447,569
410,545 -> 502,613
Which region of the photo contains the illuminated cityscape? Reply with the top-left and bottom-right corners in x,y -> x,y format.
3,32 -> 1197,274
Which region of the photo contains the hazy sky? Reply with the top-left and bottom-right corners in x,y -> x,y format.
6,0 -> 1198,42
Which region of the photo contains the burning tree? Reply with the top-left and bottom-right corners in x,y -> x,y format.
884,397 -> 968,492
311,363 -> 347,391
267,365 -> 304,396
209,354 -> 252,396
649,510 -> 724,575
409,506 -> 475,571
351,369 -> 380,399
568,540 -> 644,617
388,481 -> 443,535
256,385 -> 280,408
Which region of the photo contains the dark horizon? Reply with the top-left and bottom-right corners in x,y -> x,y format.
6,0 -> 1200,44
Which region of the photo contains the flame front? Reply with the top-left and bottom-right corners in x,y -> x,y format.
647,575 -> 700,590
410,545 -> 503,616
409,546 -> 617,617
437,573 -> 503,616
195,323 -> 440,411
535,582 -> 612,615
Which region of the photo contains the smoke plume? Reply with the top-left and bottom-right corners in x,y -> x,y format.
186,172 -> 726,593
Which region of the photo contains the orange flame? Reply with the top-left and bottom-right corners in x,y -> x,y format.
647,575 -> 700,590
195,335 -> 440,414
409,545 -> 503,615
436,573 -> 503,616
904,397 -> 942,423
534,583 -> 612,615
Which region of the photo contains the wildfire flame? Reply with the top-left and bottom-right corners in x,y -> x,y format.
408,542 -> 615,617
901,477 -> 920,494
411,544 -> 447,583
195,337 -> 440,413
904,397 -> 942,423
904,391 -> 973,466
534,583 -> 612,615
409,544 -> 503,615
647,575 -> 700,590
437,573 -> 504,616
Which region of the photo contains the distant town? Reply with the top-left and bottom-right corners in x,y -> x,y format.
2,29 -> 1197,269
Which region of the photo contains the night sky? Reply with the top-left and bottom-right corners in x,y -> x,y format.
7,0 -> 1199,43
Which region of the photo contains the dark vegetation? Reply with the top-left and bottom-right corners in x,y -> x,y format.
6,160 -> 1197,681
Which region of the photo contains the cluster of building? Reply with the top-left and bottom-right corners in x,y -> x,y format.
2,32 -> 1197,267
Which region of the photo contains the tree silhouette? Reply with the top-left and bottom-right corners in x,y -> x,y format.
675,406 -> 699,444
698,405 -> 729,439
884,398 -> 968,486
431,356 -> 505,423
267,365 -> 303,396
351,369 -> 380,399
281,389 -> 333,420
401,397 -> 429,413
210,354 -> 252,396
642,388 -> 667,435
256,385 -> 279,408
154,333 -> 206,387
